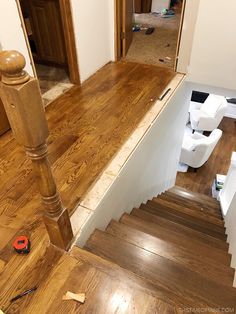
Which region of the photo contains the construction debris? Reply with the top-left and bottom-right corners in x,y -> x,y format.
62,291 -> 86,304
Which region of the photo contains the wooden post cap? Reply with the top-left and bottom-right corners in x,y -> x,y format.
0,50 -> 30,85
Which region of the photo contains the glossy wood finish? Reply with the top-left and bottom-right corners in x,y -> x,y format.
43,62 -> 174,214
0,61 -> 175,311
84,186 -> 236,311
0,183 -> 235,313
152,196 -> 224,227
128,209 -> 231,264
122,211 -> 229,253
0,97 -> 10,135
140,201 -> 226,240
176,117 -> 236,196
0,51 -> 73,250
107,220 -> 234,287
85,230 -> 236,309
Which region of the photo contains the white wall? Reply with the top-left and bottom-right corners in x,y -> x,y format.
71,0 -> 115,83
77,79 -> 192,246
221,152 -> 236,287
187,0 -> 236,90
0,1 -> 34,76
225,193 -> 236,287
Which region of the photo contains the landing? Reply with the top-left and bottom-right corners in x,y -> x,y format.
46,61 -> 175,213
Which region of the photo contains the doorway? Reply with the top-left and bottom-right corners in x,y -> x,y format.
115,0 -> 185,70
16,0 -> 80,105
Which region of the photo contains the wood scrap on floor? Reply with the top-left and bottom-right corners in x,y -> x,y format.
62,291 -> 86,304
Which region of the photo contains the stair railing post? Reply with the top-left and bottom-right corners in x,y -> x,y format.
0,50 -> 73,250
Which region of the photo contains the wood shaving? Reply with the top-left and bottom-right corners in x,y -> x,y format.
62,291 -> 85,304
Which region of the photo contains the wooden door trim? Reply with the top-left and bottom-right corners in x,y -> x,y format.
16,0 -> 80,85
59,0 -> 80,84
15,0 -> 38,78
114,0 -> 122,61
174,0 -> 186,72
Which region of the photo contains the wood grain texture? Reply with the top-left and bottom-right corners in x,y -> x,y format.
27,0 -> 67,65
0,62 -> 175,312
0,97 -> 10,135
176,117 -> 236,196
0,60 -> 174,237
84,187 -> 235,311
0,51 -> 73,249
106,220 -> 234,287
130,209 -> 230,258
152,196 -> 224,227
141,201 -> 226,239
85,229 -> 236,309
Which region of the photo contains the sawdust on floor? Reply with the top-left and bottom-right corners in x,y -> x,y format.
125,8 -> 182,69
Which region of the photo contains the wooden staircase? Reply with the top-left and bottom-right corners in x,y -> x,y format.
78,186 -> 236,311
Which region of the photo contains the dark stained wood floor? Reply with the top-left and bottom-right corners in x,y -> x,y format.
0,62 -> 175,312
176,117 -> 236,196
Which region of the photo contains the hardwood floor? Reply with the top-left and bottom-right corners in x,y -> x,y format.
176,117 -> 236,196
1,187 -> 235,313
0,61 -> 175,312
84,187 -> 236,311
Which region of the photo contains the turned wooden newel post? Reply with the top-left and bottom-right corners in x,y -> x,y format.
0,50 -> 73,250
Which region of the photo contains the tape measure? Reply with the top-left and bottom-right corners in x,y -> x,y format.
13,236 -> 31,254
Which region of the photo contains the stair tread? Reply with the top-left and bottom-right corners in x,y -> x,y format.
161,191 -> 222,218
128,209 -> 230,262
171,186 -> 221,208
141,202 -> 226,240
85,229 -> 236,308
147,199 -> 225,234
71,247 -> 182,311
72,247 -> 197,309
152,197 -> 224,227
106,220 -> 234,287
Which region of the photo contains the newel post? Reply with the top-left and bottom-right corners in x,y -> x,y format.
0,50 -> 73,250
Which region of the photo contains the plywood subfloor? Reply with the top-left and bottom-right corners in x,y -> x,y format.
0,61 -> 174,312
176,117 -> 236,196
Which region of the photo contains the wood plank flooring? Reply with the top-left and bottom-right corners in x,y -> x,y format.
0,62 -> 175,313
0,185 -> 235,312
84,187 -> 236,311
176,117 -> 236,196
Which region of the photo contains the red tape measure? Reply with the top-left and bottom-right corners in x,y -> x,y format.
13,236 -> 31,254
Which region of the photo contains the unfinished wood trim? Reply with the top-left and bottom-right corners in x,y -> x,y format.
15,0 -> 37,78
114,0 -> 122,61
174,0 -> 186,72
59,0 -> 80,85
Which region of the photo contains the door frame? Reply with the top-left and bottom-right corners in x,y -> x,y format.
114,0 -> 122,61
174,0 -> 186,72
114,0 -> 187,71
16,0 -> 80,84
